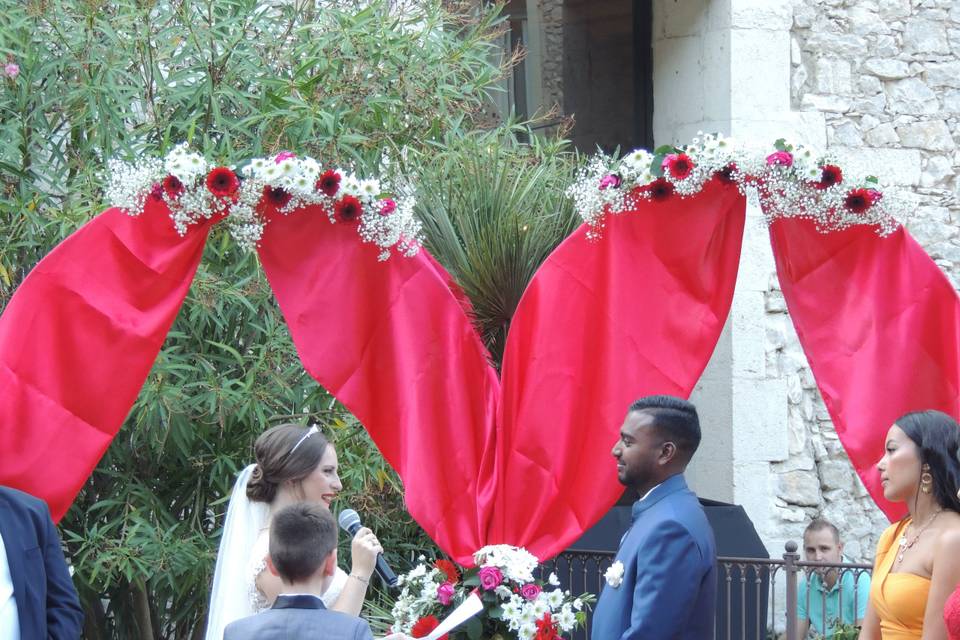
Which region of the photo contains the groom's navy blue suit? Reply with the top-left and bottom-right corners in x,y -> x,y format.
0,486 -> 83,639
591,473 -> 716,639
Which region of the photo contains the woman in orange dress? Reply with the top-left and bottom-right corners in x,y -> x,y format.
859,410 -> 960,640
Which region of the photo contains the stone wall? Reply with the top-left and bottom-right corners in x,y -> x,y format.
762,0 -> 960,562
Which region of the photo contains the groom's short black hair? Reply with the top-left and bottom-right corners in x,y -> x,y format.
629,395 -> 701,459
269,503 -> 338,583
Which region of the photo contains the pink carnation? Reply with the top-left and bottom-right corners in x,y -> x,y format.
274,151 -> 296,163
4,63 -> 19,79
520,583 -> 542,601
478,566 -> 503,591
437,582 -> 455,605
766,151 -> 794,167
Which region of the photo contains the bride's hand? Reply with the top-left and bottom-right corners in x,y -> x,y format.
350,526 -> 382,580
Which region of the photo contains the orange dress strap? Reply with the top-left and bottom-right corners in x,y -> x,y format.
870,518 -> 929,639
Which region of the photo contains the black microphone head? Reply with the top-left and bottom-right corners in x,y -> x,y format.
338,508 -> 361,533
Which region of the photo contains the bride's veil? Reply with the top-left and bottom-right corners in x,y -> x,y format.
204,463 -> 269,640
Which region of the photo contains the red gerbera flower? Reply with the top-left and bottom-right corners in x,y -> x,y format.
206,166 -> 240,198
435,559 -> 460,584
647,177 -> 674,201
162,175 -> 185,199
149,182 -> 164,201
411,615 -> 448,639
816,164 -> 843,189
263,185 -> 293,208
662,153 -> 694,180
317,169 -> 342,197
844,187 -> 879,214
535,613 -> 561,640
334,195 -> 363,222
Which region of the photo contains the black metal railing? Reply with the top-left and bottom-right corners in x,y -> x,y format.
546,543 -> 873,640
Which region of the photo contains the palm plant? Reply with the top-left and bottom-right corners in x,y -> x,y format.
407,128 -> 582,368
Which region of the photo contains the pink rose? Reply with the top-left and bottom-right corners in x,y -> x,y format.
520,583 -> 542,601
598,174 -> 621,190
4,63 -> 19,79
437,581 -> 455,605
478,566 -> 503,591
274,151 -> 296,163
380,198 -> 397,216
766,151 -> 793,167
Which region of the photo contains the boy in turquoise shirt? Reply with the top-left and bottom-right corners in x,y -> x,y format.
796,519 -> 871,638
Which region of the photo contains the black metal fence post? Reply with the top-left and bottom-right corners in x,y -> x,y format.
784,541 -> 800,640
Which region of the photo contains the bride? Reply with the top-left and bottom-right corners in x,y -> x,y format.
205,423 -> 383,639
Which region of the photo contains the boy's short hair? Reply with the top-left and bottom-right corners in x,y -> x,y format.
269,502 -> 338,583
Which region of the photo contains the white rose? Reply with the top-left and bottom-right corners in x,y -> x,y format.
605,560 -> 625,588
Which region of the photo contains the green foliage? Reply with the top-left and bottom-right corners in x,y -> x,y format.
0,0 -> 505,637
406,128 -> 581,367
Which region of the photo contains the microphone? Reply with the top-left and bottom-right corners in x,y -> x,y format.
338,508 -> 398,588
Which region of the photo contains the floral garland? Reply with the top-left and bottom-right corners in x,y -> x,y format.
104,144 -> 421,259
566,134 -> 905,238
391,545 -> 591,640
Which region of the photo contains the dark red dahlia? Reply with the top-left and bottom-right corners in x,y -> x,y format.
714,163 -> 738,184
162,175 -> 184,199
317,169 -> 342,197
816,164 -> 843,189
206,166 -> 240,198
662,153 -> 694,180
435,559 -> 460,584
648,177 -> 675,201
411,615 -> 447,639
844,187 -> 878,214
334,195 -> 363,222
263,185 -> 293,208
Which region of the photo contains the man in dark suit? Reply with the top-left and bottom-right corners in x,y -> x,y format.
0,485 -> 83,639
591,395 -> 717,639
224,502 -> 374,640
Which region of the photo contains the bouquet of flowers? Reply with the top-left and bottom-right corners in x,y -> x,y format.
391,545 -> 592,640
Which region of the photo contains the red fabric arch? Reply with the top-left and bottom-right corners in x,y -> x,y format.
0,199 -> 215,521
769,218 -> 960,521
256,206 -> 500,564
492,180 -> 746,558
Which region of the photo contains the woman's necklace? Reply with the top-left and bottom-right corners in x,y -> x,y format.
896,508 -> 944,565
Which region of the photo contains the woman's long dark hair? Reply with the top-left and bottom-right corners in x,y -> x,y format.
246,423 -> 330,503
897,410 -> 960,513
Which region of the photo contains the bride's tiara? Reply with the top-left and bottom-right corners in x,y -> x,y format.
289,424 -> 319,455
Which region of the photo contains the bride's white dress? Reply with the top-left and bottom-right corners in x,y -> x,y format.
204,464 -> 347,640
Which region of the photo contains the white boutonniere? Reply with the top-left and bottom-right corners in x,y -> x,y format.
604,561 -> 625,588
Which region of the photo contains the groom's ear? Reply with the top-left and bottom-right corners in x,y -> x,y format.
658,440 -> 678,465
323,549 -> 338,577
266,556 -> 280,577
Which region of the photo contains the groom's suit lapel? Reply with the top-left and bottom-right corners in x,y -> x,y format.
0,493 -> 28,631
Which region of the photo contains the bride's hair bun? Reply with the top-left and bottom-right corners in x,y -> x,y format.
246,463 -> 278,503
247,423 -> 330,504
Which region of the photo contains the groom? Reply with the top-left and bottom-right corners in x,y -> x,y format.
592,395 -> 717,639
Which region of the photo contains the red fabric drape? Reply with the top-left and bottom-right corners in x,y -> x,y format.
769,218 -> 960,521
256,206 -> 500,564
493,180 -> 747,559
0,200 -> 213,521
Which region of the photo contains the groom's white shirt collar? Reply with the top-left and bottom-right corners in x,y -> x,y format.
638,482 -> 662,502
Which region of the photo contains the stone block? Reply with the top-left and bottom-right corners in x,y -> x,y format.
830,147 -> 923,186
878,0 -> 911,20
815,58 -> 852,94
830,121 -> 864,146
862,58 -> 911,79
865,122 -> 900,145
801,93 -> 850,113
729,0 -> 793,31
926,62 -> 960,89
853,93 -> 888,115
819,460 -> 854,491
920,156 -> 956,186
903,17 -> 951,55
896,120 -> 956,150
779,470 -> 822,506
859,74 -> 883,95
730,29 -> 791,115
